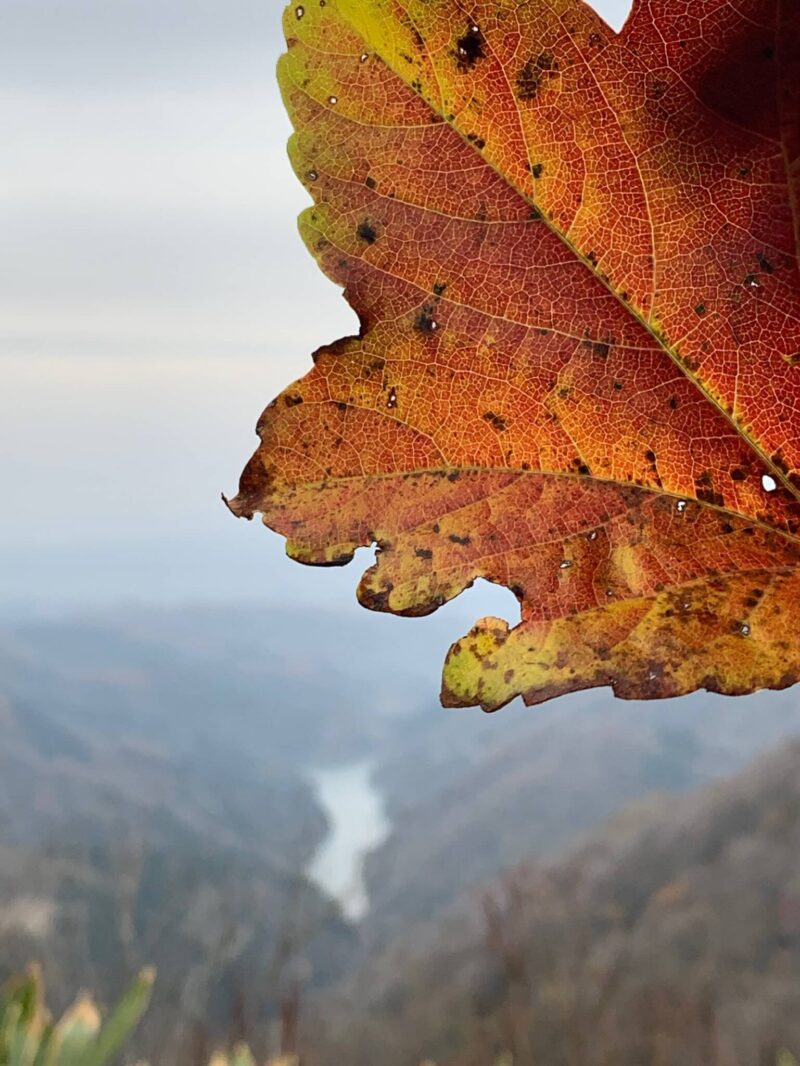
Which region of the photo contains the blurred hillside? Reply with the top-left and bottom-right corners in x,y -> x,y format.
316,739 -> 800,1066
0,604 -> 799,1062
363,688 -> 800,948
0,605 -> 420,1060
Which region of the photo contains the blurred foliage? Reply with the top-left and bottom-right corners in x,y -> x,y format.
0,965 -> 153,1066
209,1053 -> 298,1066
0,964 -> 795,1066
0,969 -> 302,1066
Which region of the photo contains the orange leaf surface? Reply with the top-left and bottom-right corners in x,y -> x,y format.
227,0 -> 800,710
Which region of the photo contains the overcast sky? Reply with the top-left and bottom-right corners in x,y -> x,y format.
1,0 -> 632,611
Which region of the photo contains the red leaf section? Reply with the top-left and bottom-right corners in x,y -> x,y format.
228,0 -> 800,710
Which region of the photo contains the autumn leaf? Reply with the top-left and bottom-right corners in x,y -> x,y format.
227,0 -> 800,711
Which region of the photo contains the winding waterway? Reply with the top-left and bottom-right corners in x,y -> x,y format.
307,761 -> 389,921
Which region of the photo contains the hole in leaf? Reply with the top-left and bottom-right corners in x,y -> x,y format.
588,0 -> 633,32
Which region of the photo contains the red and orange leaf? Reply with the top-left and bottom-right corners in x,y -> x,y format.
227,0 -> 800,710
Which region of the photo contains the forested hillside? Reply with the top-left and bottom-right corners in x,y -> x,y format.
364,690 -> 800,947
1,606 -> 800,1063
316,740 -> 800,1066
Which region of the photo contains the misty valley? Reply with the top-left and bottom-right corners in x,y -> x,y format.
2,603 -> 800,1062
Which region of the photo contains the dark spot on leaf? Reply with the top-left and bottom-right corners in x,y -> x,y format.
365,175 -> 377,189
360,581 -> 394,612
770,451 -> 789,474
284,394 -> 304,407
756,251 -> 774,274
694,302 -> 706,315
695,472 -> 724,507
433,281 -> 448,296
449,533 -> 471,546
415,305 -> 438,333
517,60 -> 541,100
455,25 -> 485,71
583,337 -> 610,359
356,220 -> 377,244
483,411 -> 507,431
415,547 -> 433,560
530,162 -> 544,179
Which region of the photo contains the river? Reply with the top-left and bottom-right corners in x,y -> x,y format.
307,761 -> 390,921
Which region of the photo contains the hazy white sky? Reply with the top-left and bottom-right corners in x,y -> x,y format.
1,0 -> 633,610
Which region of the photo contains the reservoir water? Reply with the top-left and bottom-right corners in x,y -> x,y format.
307,761 -> 389,921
